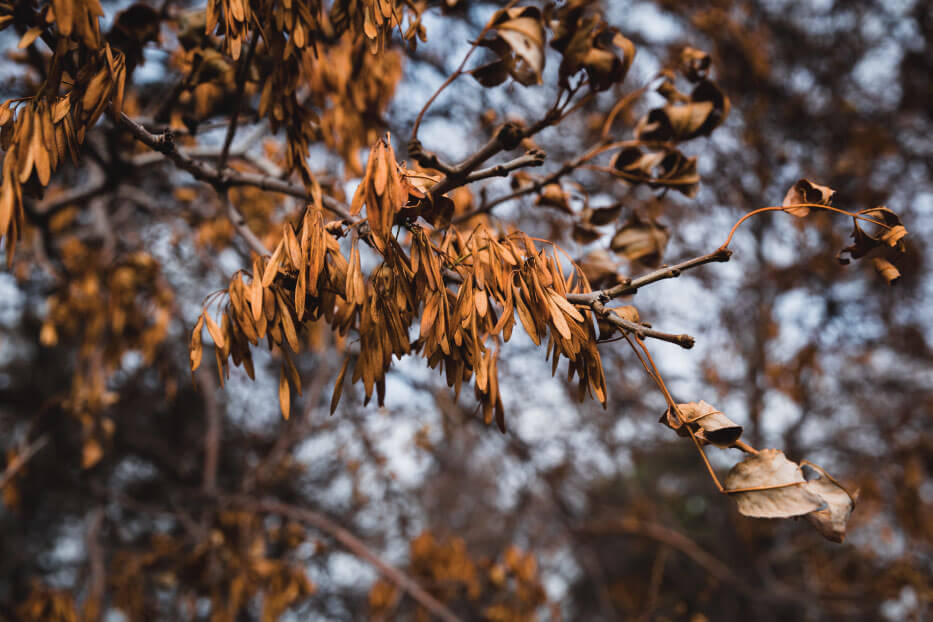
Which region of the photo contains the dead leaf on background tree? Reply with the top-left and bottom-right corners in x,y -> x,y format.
872,257 -> 901,284
659,400 -> 743,447
610,215 -> 669,266
470,7 -> 545,87
635,78 -> 730,143
581,203 -> 623,226
782,178 -> 835,217
680,46 -> 711,82
610,147 -> 699,197
549,1 -> 635,91
572,222 -> 602,244
535,183 -> 573,214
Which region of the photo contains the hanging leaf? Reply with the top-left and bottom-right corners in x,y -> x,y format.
724,449 -> 826,519
535,184 -> 573,214
660,400 -> 743,447
550,2 -> 635,91
635,79 -> 729,142
577,249 -> 622,289
470,7 -> 546,87
801,462 -> 858,543
872,257 -> 901,284
782,178 -> 835,218
610,215 -> 669,266
189,315 -> 204,371
837,207 -> 908,264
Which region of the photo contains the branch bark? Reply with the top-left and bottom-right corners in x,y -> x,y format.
226,495 -> 462,622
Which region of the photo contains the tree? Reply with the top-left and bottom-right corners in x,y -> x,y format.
0,0 -> 929,620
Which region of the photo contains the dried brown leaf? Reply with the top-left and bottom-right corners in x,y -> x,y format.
724,449 -> 826,519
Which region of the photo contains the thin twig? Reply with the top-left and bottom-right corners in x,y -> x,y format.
567,247 -> 733,305
409,0 -> 518,141
719,203 -> 893,249
592,300 -> 695,349
198,367 -> 221,494
0,434 -> 49,489
226,495 -> 462,622
218,30 -> 259,170
117,113 -> 351,219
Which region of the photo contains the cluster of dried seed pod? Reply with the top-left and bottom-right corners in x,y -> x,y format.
193,138 -> 609,428
0,46 -> 125,260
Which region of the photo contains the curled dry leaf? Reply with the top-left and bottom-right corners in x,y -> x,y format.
610,147 -> 699,197
801,462 -> 858,543
577,249 -> 622,289
535,183 -> 573,214
549,1 -> 634,91
572,222 -> 602,244
470,7 -> 546,87
635,79 -> 730,143
610,215 -> 669,267
782,178 -> 835,218
724,449 -> 826,519
837,207 -> 908,276
680,46 -> 710,82
660,400 -> 743,447
872,257 -> 900,285
581,203 -> 623,226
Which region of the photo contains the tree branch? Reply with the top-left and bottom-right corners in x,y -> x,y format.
592,300 -> 695,349
218,29 -> 259,171
116,113 -> 351,223
226,495 -> 462,622
567,247 -> 733,305
0,434 -> 49,490
463,149 -> 545,184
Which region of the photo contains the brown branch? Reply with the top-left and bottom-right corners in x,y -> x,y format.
463,149 -> 546,184
454,140 -> 629,224
0,434 -> 49,490
592,300 -> 695,349
198,367 -> 221,494
223,192 -> 269,256
226,496 -> 462,622
577,518 -> 757,599
83,508 -> 106,620
116,113 -> 351,223
218,29 -> 259,171
32,163 -> 107,217
567,247 -> 733,305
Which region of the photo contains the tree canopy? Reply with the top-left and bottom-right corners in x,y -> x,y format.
0,0 -> 930,620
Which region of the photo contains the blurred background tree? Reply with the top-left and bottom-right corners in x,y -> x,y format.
0,0 -> 929,620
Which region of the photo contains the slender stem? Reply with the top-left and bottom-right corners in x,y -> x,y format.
719,203 -> 892,249
218,29 -> 259,171
592,300 -> 694,349
566,247 -> 732,305
0,435 -> 49,489
409,0 -> 518,141
625,334 -> 724,492
227,495 -> 462,622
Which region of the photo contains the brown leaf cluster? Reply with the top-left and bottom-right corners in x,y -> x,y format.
195,138 -> 611,429
39,242 -> 173,467
370,532 -> 548,621
111,512 -> 314,621
0,42 -> 125,259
